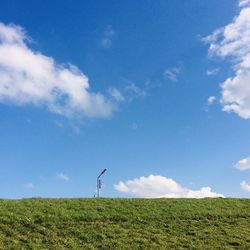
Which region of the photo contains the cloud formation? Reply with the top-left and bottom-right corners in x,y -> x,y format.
24,182 -> 34,189
234,157 -> 250,170
239,0 -> 250,7
108,87 -> 125,102
203,4 -> 250,119
56,173 -> 70,182
241,181 -> 250,192
124,81 -> 147,98
114,175 -> 224,198
207,96 -> 216,105
0,22 -> 114,119
206,68 -> 219,76
99,25 -> 115,49
163,67 -> 180,82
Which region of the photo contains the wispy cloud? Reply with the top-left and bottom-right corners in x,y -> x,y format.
107,78 -> 151,108
207,96 -> 216,106
57,173 -> 70,182
241,181 -> 250,192
122,78 -> 147,99
114,175 -> 224,198
203,3 -> 250,119
24,182 -> 34,189
0,22 -> 115,119
234,157 -> 250,171
239,0 -> 250,7
125,82 -> 147,97
234,156 -> 250,194
108,87 -> 125,102
99,25 -> 115,49
206,68 -> 219,76
163,67 -> 181,82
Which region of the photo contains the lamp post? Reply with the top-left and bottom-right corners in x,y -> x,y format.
96,168 -> 107,198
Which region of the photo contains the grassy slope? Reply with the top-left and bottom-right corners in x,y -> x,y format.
0,198 -> 249,249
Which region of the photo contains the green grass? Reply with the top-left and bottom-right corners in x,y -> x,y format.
0,198 -> 249,249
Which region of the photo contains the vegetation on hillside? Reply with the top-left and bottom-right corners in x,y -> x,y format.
0,198 -> 249,249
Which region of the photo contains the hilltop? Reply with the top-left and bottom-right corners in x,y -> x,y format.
0,198 -> 249,249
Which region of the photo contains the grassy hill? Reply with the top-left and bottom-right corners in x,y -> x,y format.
0,198 -> 249,249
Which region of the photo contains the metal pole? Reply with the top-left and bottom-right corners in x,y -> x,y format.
96,169 -> 107,198
97,177 -> 100,198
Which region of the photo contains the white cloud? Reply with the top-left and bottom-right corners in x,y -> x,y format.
206,68 -> 219,76
203,5 -> 250,119
125,83 -> 146,97
239,0 -> 250,7
207,96 -> 216,105
99,25 -> 115,49
124,80 -> 147,98
163,67 -> 180,82
119,77 -> 152,101
0,22 -> 115,119
241,181 -> 250,192
57,173 -> 70,182
234,157 -> 250,170
108,87 -> 125,102
24,182 -> 34,189
114,175 -> 224,198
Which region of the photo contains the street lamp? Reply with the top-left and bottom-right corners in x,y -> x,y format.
96,168 -> 107,198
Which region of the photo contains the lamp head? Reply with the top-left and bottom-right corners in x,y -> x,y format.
101,168 -> 107,175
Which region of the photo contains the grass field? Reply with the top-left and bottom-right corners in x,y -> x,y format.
0,198 -> 249,249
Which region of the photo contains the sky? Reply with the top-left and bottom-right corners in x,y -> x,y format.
0,0 -> 250,198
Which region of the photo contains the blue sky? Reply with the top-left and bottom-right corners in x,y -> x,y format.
0,0 -> 250,198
